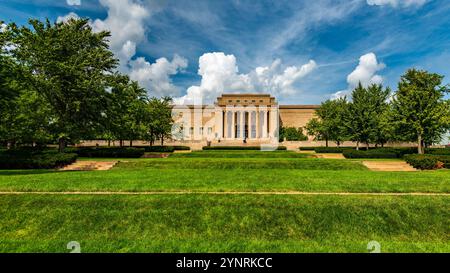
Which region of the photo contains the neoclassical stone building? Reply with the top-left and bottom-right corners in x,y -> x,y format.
172,94 -> 319,143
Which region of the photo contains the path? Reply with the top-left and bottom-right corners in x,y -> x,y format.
0,191 -> 447,196
363,161 -> 417,172
60,161 -> 118,171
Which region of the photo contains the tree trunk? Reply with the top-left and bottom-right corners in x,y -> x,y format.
58,137 -> 65,153
130,140 -> 133,147
366,142 -> 369,151
119,140 -> 123,148
418,134 -> 424,154
325,138 -> 329,148
336,141 -> 340,148
108,140 -> 111,147
161,135 -> 164,146
356,141 -> 359,151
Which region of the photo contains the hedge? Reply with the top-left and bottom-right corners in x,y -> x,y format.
343,150 -> 398,159
426,148 -> 450,155
0,152 -> 77,169
203,146 -> 287,151
299,147 -> 316,151
142,146 -> 175,153
314,147 -> 351,153
404,154 -> 450,170
66,147 -> 145,158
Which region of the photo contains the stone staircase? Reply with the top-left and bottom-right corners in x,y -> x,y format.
362,161 -> 417,172
60,161 -> 118,171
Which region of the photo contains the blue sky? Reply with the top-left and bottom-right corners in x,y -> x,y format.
1,0 -> 449,104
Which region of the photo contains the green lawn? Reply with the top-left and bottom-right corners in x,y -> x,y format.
0,194 -> 448,253
0,151 -> 449,253
170,150 -> 309,158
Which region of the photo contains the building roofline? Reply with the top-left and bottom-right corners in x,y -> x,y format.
172,104 -> 320,109
218,93 -> 273,97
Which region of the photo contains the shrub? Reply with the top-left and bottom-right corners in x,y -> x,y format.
426,148 -> 450,155
0,151 -> 77,169
68,147 -> 145,158
343,150 -> 398,159
299,147 -> 316,151
203,146 -> 287,151
404,155 -> 440,170
280,127 -> 308,141
142,146 -> 176,153
314,147 -> 351,153
172,146 -> 191,151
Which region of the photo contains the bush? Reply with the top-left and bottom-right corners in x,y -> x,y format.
142,146 -> 175,153
203,146 -> 287,151
172,146 -> 191,151
343,150 -> 398,159
314,147 -> 351,153
426,148 -> 450,155
404,155 -> 440,170
67,147 -> 145,158
0,151 -> 77,169
299,147 -> 316,151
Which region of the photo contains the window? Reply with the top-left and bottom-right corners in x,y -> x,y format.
228,100 -> 232,103
252,100 -> 256,103
189,127 -> 194,136
260,100 -> 263,102
199,127 -> 204,135
236,100 -> 240,102
208,127 -> 212,134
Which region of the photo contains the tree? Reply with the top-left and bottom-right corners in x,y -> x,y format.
9,18 -> 118,151
279,126 -> 308,141
345,83 -> 390,150
391,69 -> 450,154
104,75 -> 147,147
145,97 -> 174,146
305,98 -> 348,147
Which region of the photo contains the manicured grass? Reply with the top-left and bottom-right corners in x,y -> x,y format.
170,150 -> 309,158
117,158 -> 367,170
0,168 -> 448,193
1,153 -> 448,253
0,194 -> 448,253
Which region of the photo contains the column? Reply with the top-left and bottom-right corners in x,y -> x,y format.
255,110 -> 260,139
231,111 -> 236,139
262,111 -> 268,138
239,110 -> 244,139
248,112 -> 251,139
215,107 -> 223,140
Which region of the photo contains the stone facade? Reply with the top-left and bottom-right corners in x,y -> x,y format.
171,94 -> 319,143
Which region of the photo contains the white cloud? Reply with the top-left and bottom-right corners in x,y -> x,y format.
367,0 -> 428,8
90,0 -> 150,67
332,52 -> 386,99
67,0 -> 81,6
86,0 -> 188,97
0,23 -> 7,33
129,55 -> 188,97
56,12 -> 79,23
175,52 -> 317,104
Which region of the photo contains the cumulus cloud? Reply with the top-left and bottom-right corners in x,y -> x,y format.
175,52 -> 317,104
332,52 -> 386,99
67,0 -> 81,6
56,12 -> 79,23
367,0 -> 428,8
90,0 -> 150,67
129,55 -> 188,97
86,0 -> 186,97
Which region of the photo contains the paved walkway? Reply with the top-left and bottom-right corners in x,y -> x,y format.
363,161 -> 417,172
0,191 -> 446,196
60,161 -> 118,171
314,153 -> 346,159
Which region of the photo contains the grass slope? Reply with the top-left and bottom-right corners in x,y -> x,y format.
0,194 -> 448,253
0,168 -> 448,193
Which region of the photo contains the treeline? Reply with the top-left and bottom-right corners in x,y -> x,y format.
306,71 -> 450,154
0,19 -> 174,152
